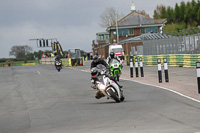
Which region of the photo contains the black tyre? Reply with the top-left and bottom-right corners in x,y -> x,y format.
120,92 -> 125,101
58,68 -> 60,72
115,71 -> 119,81
107,88 -> 120,103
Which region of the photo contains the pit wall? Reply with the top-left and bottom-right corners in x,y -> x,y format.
125,54 -> 200,68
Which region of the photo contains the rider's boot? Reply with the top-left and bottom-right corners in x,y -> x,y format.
95,91 -> 105,99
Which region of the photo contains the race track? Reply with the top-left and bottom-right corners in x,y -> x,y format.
0,64 -> 200,133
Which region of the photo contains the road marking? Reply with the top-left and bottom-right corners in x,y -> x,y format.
37,71 -> 41,75
73,68 -> 200,104
120,78 -> 200,104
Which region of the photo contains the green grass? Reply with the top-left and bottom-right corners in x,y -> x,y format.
0,60 -> 40,67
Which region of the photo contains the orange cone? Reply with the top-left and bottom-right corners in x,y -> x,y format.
80,58 -> 82,66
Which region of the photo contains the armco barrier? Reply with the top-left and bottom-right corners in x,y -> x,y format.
125,54 -> 200,68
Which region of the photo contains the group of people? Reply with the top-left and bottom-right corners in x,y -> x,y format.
90,52 -> 123,99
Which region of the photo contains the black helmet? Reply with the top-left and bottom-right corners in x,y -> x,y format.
93,55 -> 99,60
110,52 -> 115,58
91,67 -> 98,76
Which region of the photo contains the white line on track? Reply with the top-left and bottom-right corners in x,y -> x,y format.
70,67 -> 200,104
37,71 -> 41,75
120,78 -> 200,104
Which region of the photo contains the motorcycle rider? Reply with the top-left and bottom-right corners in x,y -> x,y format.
107,52 -> 123,68
91,55 -> 123,99
55,55 -> 62,67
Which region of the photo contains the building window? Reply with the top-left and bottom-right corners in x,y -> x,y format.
118,29 -> 128,36
105,35 -> 109,40
128,29 -> 134,35
98,35 -> 104,40
141,27 -> 158,34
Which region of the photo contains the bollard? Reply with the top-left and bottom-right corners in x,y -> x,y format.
130,57 -> 133,78
163,58 -> 169,82
135,57 -> 139,77
139,57 -> 144,77
157,58 -> 162,83
196,62 -> 200,94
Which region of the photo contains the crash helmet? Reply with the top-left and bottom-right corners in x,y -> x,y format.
93,55 -> 99,63
110,52 -> 115,58
91,67 -> 98,76
93,55 -> 99,60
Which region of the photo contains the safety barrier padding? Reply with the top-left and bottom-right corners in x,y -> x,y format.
125,54 -> 200,68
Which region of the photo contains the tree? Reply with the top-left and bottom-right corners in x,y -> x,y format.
166,6 -> 174,23
153,10 -> 159,19
180,1 -> 186,23
99,7 -> 124,28
9,45 -> 32,59
174,3 -> 180,23
137,10 -> 150,17
160,6 -> 167,19
153,4 -> 164,19
197,8 -> 200,24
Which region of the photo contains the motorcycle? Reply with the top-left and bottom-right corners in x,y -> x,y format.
55,60 -> 62,72
109,58 -> 122,81
91,64 -> 125,103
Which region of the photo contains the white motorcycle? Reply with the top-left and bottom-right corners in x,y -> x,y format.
91,64 -> 125,103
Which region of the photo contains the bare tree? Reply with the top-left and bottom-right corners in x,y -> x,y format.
9,45 -> 32,58
99,7 -> 124,28
137,10 -> 150,18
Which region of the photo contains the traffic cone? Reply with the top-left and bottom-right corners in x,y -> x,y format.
80,58 -> 82,66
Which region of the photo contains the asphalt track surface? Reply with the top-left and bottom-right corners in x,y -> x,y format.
0,64 -> 200,133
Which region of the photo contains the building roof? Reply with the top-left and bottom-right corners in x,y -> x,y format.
108,11 -> 167,30
96,32 -> 109,35
119,33 -> 172,44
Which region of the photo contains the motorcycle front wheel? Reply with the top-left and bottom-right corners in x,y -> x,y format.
115,71 -> 119,81
107,89 -> 120,103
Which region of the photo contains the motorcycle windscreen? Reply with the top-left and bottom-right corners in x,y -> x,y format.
110,59 -> 120,65
96,64 -> 106,71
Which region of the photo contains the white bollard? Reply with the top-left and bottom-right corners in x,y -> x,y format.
157,58 -> 162,83
163,58 -> 169,82
139,57 -> 144,77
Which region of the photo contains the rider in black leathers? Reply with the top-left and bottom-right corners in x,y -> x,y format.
55,55 -> 62,67
91,55 -> 123,99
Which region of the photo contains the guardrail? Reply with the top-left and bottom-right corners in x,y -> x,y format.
125,54 -> 200,68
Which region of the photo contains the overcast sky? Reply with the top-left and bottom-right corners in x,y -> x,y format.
0,0 -> 192,58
